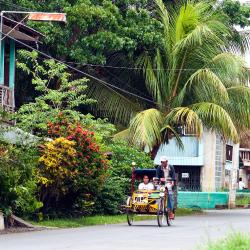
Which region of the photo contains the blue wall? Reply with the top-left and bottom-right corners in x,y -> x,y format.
154,136 -> 203,166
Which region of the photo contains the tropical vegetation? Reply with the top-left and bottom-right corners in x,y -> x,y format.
200,232 -> 250,250
0,0 -> 249,222
97,0 -> 250,151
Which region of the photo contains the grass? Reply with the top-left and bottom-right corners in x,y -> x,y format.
236,195 -> 250,206
30,208 -> 200,228
199,232 -> 250,250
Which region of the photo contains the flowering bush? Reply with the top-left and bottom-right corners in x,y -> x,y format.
38,120 -> 108,216
38,137 -> 77,192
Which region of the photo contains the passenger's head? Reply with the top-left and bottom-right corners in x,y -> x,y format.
143,175 -> 150,184
160,156 -> 168,168
153,177 -> 159,185
239,177 -> 242,181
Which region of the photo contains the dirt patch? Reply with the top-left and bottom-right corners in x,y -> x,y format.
0,227 -> 45,235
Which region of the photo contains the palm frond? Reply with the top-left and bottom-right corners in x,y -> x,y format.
155,0 -> 169,34
113,129 -> 129,141
164,107 -> 203,137
191,102 -> 239,143
225,86 -> 250,129
129,108 -> 164,150
229,31 -> 250,55
86,81 -> 141,125
174,1 -> 229,54
210,52 -> 247,87
161,124 -> 184,149
176,68 -> 229,105
136,52 -> 166,108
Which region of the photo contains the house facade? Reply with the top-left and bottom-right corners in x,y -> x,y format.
154,129 -> 239,192
0,16 -> 42,112
239,148 -> 250,189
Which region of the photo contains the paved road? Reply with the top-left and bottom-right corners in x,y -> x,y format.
1,209 -> 250,250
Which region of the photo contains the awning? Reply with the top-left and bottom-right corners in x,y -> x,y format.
28,13 -> 66,22
3,24 -> 38,42
1,16 -> 44,43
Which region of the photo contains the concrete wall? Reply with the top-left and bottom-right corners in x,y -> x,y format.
154,136 -> 203,166
200,130 -> 216,192
178,191 -> 228,209
0,212 -> 4,231
154,129 -> 240,193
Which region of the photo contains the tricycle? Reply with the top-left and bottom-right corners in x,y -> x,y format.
126,168 -> 175,227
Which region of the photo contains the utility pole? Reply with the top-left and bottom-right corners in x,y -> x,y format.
228,143 -> 239,208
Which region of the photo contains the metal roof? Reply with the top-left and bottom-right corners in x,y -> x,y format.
1,16 -> 44,42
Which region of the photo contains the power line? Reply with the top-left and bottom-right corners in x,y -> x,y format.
0,30 -> 158,106
64,61 -> 210,71
1,14 -> 28,41
103,67 -> 152,100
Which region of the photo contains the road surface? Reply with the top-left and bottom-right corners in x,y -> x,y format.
1,209 -> 250,250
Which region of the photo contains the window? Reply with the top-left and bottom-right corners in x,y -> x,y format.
226,145 -> 233,161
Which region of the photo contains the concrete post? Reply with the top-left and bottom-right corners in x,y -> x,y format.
0,211 -> 4,230
228,143 -> 239,208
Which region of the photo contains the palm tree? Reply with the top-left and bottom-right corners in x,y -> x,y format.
90,0 -> 250,151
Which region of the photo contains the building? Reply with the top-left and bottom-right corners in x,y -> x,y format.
0,16 -> 43,112
154,129 -> 239,192
239,147 -> 250,189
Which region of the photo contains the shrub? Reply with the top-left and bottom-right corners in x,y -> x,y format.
236,194 -> 250,206
93,140 -> 153,215
108,140 -> 154,180
38,122 -> 108,216
0,142 -> 41,217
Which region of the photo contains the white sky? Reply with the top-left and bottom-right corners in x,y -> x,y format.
238,0 -> 250,66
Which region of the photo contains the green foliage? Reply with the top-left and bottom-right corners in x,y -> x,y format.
220,0 -> 250,28
109,140 -> 153,178
6,0 -> 163,64
200,233 -> 250,250
94,176 -> 127,215
112,0 -> 250,150
38,120 -> 109,216
16,50 -> 116,143
93,140 -> 153,215
0,142 -> 42,216
236,194 -> 250,206
16,50 -> 96,135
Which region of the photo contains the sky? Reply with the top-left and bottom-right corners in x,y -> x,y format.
238,0 -> 250,66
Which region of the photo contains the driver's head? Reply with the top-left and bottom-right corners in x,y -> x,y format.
143,175 -> 150,184
160,156 -> 168,168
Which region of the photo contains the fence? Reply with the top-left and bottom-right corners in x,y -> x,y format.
177,191 -> 250,209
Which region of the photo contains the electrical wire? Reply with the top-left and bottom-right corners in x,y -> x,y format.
63,61 -> 212,72
0,30 -> 158,106
1,14 -> 28,41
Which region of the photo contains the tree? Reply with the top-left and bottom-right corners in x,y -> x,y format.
220,0 -> 250,28
98,0 -> 250,151
2,0 -> 164,108
16,50 -> 116,142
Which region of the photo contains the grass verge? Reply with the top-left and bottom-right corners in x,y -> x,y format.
198,232 -> 250,250
236,194 -> 250,206
30,208 -> 201,228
